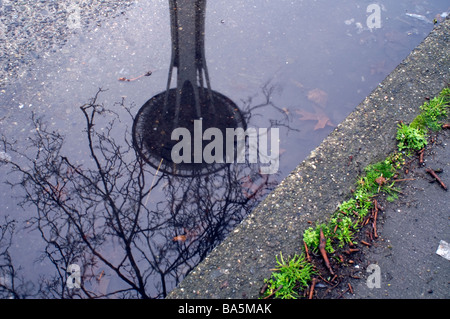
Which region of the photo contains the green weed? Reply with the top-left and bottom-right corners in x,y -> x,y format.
396,123 -> 428,153
263,252 -> 316,299
411,90 -> 450,131
303,224 -> 334,253
398,88 -> 449,152
301,155 -> 400,254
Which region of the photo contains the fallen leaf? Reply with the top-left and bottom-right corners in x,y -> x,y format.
370,60 -> 390,75
292,80 -> 305,89
375,176 -> 386,186
307,88 -> 328,108
173,235 -> 187,242
296,107 -> 334,130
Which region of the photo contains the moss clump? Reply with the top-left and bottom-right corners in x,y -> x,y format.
411,88 -> 450,131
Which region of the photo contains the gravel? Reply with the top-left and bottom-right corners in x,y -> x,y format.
0,0 -> 134,88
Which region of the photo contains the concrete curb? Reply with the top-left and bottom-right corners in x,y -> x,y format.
167,18 -> 449,299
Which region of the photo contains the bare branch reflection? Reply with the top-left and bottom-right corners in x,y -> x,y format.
1,84 -> 291,298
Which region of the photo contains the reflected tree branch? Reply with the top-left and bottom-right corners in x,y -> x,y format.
0,217 -> 40,298
2,87 -> 280,298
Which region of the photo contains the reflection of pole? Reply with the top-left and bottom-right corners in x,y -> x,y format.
164,0 -> 215,127
133,0 -> 245,176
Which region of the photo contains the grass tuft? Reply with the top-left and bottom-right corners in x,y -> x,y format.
263,252 -> 316,299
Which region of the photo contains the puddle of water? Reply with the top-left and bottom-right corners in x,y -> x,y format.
0,0 -> 449,298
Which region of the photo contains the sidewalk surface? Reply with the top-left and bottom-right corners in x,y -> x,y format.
348,130 -> 449,299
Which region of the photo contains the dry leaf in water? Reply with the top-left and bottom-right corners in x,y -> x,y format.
173,235 -> 187,242
292,80 -> 304,89
307,88 -> 328,108
296,107 -> 334,130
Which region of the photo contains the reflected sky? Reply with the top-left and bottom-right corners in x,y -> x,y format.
0,0 -> 449,298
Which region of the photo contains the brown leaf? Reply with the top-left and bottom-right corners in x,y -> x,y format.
375,176 -> 386,186
173,235 -> 187,242
307,88 -> 328,108
296,107 -> 334,130
292,80 -> 304,89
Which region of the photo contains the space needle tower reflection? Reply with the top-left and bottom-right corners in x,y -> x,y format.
132,0 -> 246,177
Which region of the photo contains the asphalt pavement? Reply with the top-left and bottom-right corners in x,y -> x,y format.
348,129 -> 449,299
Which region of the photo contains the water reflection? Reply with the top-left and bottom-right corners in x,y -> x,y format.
0,0 -> 284,299
1,90 -> 280,299
133,0 -> 246,176
1,0 -> 449,299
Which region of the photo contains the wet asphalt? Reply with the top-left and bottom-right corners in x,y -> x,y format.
0,0 -> 133,88
348,129 -> 449,299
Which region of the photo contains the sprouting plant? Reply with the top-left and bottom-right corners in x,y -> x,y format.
303,227 -> 319,250
333,216 -> 355,248
338,198 -> 358,215
396,123 -> 428,153
387,152 -> 405,170
441,87 -> 450,97
303,224 -> 334,253
411,95 -> 449,131
263,252 -> 315,299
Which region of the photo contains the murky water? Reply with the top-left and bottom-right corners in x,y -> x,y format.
0,0 -> 448,298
